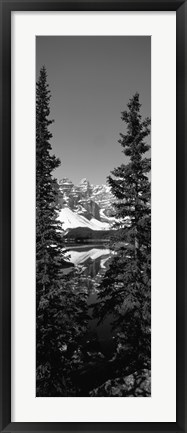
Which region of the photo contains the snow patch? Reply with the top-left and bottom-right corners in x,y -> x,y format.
58,207 -> 110,231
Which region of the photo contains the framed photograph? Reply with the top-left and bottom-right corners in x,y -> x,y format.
0,0 -> 186,432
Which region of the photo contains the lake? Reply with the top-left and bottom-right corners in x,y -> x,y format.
63,244 -> 116,357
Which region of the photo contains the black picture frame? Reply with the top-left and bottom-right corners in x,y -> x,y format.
0,0 -> 186,432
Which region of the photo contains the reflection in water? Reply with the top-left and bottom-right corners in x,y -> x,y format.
65,245 -> 111,287
63,244 -> 115,356
37,243 -> 151,396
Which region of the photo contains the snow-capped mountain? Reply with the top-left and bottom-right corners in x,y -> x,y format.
58,178 -> 115,232
58,206 -> 110,231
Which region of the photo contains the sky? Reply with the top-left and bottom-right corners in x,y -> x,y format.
36,36 -> 151,186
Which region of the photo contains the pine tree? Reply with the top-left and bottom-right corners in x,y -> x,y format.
36,66 -> 64,308
36,66 -> 66,393
95,93 -> 151,368
36,274 -> 89,396
36,67 -> 89,396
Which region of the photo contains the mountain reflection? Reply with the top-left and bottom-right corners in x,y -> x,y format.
63,244 -> 115,357
64,245 -> 112,289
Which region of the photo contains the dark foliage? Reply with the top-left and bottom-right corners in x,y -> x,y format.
94,93 -> 151,372
36,67 -> 89,396
36,76 -> 151,396
36,274 -> 89,396
65,226 -> 113,241
36,66 -> 65,306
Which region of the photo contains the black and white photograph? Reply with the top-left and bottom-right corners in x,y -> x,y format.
36,36 -> 151,397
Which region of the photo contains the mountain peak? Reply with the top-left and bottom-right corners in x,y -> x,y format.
79,178 -> 90,185
58,177 -> 114,224
59,177 -> 73,186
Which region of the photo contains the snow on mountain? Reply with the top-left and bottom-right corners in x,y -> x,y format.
58,207 -> 110,231
58,177 -> 115,231
100,256 -> 110,269
79,178 -> 92,193
90,184 -> 114,214
89,217 -> 110,229
99,208 -> 116,224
